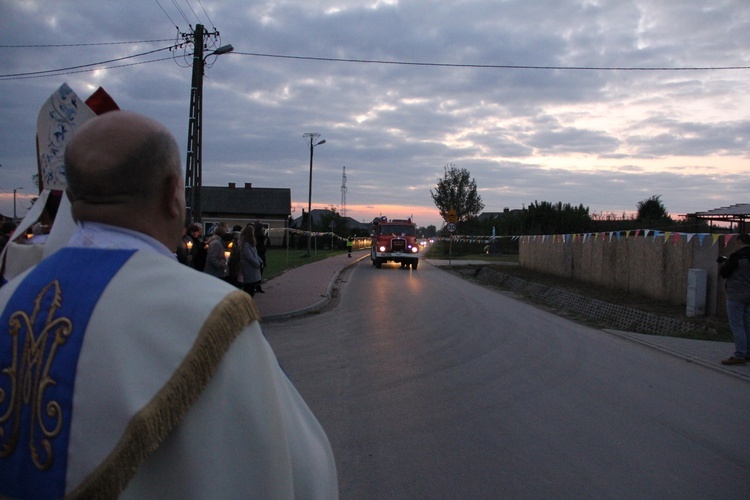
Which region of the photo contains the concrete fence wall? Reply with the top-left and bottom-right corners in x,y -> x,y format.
519,232 -> 742,317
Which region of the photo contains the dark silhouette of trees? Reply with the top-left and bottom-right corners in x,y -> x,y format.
636,195 -> 672,223
522,201 -> 592,234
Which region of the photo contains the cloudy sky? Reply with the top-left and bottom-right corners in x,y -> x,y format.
1,0 -> 749,229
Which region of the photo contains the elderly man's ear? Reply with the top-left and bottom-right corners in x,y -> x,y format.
163,174 -> 184,219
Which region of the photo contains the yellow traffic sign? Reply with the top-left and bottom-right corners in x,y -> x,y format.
445,208 -> 458,223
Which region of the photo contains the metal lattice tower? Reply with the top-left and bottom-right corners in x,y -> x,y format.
341,166 -> 347,217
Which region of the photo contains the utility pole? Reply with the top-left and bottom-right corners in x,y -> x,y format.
13,187 -> 22,221
304,133 -> 326,257
341,166 -> 347,217
184,24 -> 204,226
183,24 -> 232,226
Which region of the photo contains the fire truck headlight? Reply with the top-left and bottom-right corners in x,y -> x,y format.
411,246 -> 419,253
379,245 -> 386,252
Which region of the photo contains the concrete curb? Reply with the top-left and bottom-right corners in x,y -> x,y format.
262,254 -> 368,322
604,329 -> 750,383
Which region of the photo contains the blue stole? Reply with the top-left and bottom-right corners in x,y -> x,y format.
0,247 -> 136,499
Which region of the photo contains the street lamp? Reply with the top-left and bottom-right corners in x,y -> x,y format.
13,187 -> 22,221
212,44 -> 234,56
304,133 -> 326,257
184,23 -> 234,226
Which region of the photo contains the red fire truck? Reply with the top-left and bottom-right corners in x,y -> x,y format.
370,216 -> 420,269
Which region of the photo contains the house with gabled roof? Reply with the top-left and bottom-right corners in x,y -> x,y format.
290,208 -> 370,234
199,183 -> 290,244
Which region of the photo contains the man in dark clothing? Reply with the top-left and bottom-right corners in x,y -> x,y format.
718,233 -> 750,365
0,222 -> 17,252
186,222 -> 207,270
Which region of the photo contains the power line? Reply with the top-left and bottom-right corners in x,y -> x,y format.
3,42 -> 747,83
234,51 -> 750,71
197,0 -> 215,29
0,39 -> 175,48
154,0 -> 180,30
0,45 -> 176,80
0,57 -> 174,81
184,0 -> 202,25
170,0 -> 192,26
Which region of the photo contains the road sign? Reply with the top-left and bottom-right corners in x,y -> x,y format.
446,222 -> 456,233
445,209 -> 458,223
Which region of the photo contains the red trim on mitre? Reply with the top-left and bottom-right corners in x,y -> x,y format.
85,87 -> 120,115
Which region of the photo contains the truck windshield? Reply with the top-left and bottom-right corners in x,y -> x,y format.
379,224 -> 416,236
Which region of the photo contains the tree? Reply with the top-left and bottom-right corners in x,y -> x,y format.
317,205 -> 345,234
418,225 -> 437,237
430,164 -> 484,223
636,195 -> 671,223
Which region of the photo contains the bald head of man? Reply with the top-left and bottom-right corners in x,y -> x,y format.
64,110 -> 186,253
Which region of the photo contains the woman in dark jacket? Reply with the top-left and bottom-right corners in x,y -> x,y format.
253,221 -> 267,292
203,227 -> 229,278
240,224 -> 263,297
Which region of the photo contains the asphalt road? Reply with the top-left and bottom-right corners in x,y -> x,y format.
263,259 -> 750,499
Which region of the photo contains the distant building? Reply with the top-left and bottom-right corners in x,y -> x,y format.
290,208 -> 370,233
478,208 -> 523,221
199,183 -> 290,244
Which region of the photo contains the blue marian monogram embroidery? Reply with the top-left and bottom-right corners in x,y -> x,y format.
0,247 -> 134,498
0,280 -> 73,470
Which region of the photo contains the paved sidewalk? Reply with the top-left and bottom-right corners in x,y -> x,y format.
254,254 -> 749,382
605,329 -> 749,382
252,251 -> 367,322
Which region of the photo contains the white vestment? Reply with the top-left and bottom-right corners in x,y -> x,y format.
0,224 -> 338,498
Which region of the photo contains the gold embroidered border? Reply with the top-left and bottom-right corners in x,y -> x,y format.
67,290 -> 260,499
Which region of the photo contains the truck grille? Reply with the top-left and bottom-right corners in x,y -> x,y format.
391,238 -> 406,252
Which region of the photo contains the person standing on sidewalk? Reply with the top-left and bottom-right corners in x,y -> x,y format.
185,222 -> 206,270
347,236 -> 353,257
240,223 -> 264,297
203,227 -> 230,278
253,221 -> 267,293
719,233 -> 750,365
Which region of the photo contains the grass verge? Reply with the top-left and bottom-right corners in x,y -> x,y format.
262,247 -> 348,281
